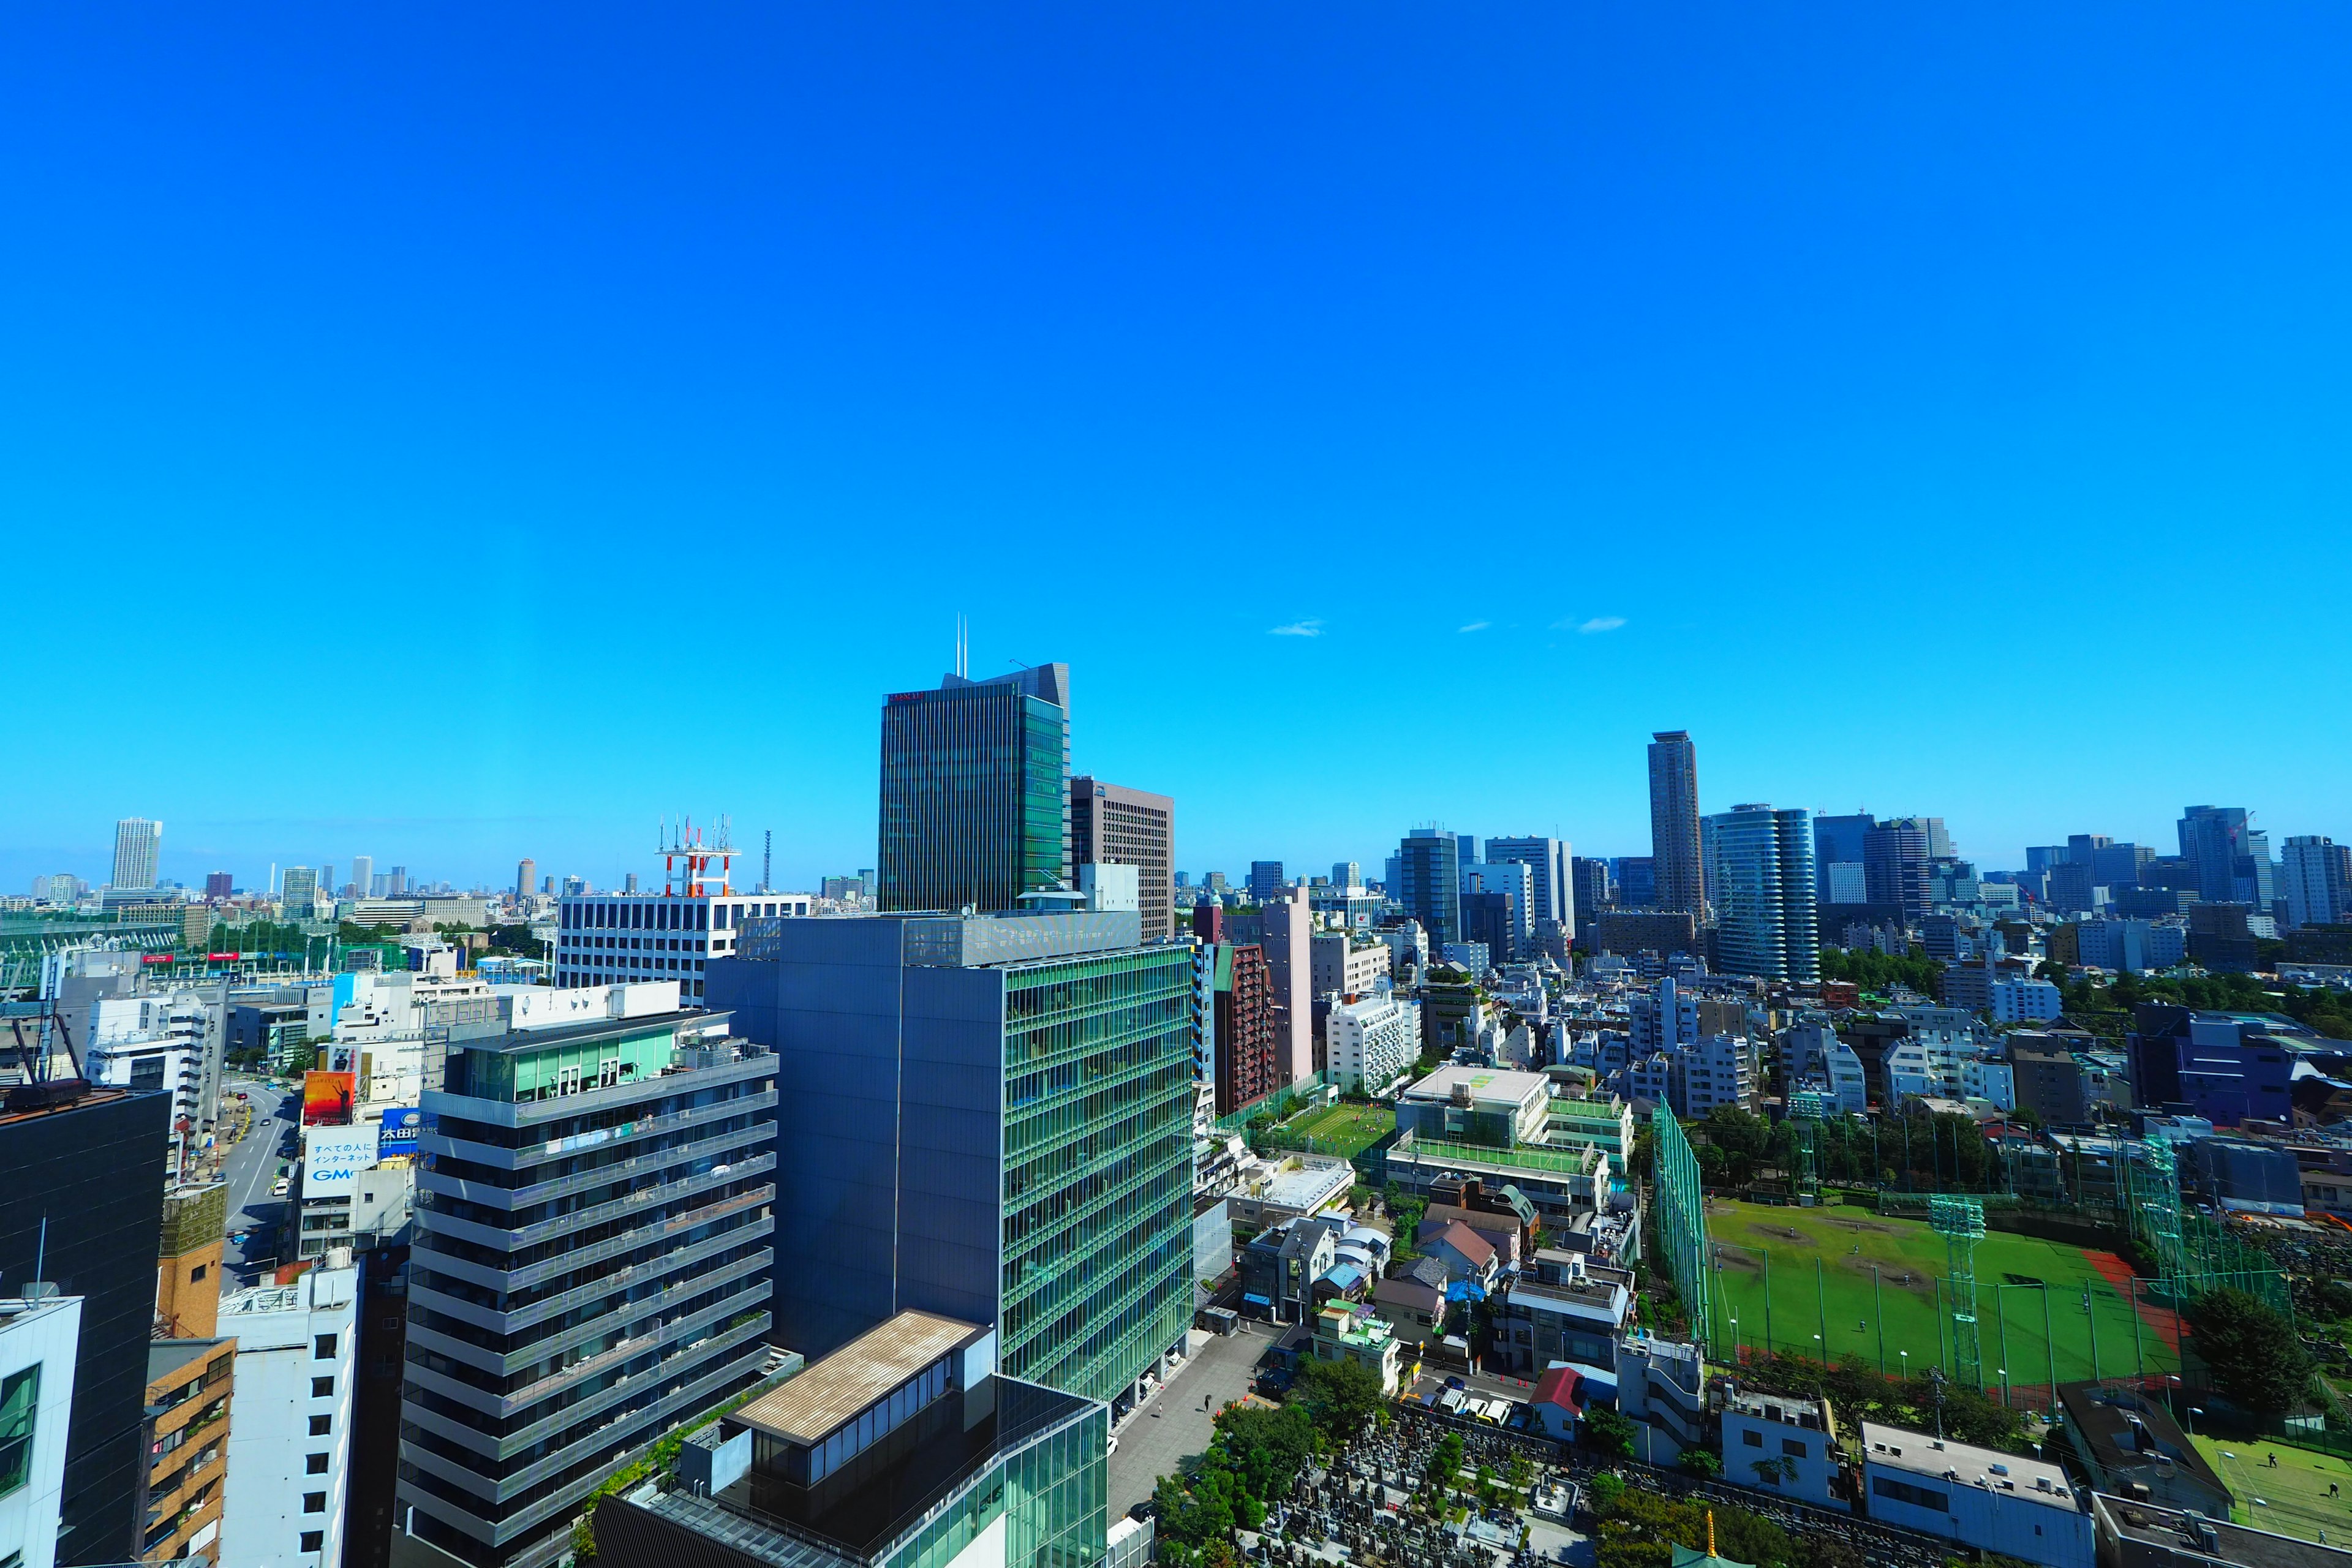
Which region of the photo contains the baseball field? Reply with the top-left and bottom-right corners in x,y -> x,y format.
1699,1197 -> 2182,1394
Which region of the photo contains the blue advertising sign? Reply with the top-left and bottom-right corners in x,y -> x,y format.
379,1106 -> 423,1155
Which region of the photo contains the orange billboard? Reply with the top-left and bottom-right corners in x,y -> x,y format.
301,1069 -> 356,1126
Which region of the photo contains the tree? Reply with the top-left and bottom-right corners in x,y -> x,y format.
2190,1287 -> 2316,1415
1587,1472 -> 1626,1514
1292,1356 -> 1384,1446
1581,1406 -> 1636,1459
1682,1448 -> 1721,1477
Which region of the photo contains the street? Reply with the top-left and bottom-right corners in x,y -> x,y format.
219,1074 -> 297,1283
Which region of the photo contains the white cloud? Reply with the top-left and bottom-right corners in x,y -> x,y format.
1577,616 -> 1627,635
1457,620 -> 1491,633
1268,619 -> 1323,638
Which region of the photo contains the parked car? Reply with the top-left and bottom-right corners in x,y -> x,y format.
270,1177 -> 290,1197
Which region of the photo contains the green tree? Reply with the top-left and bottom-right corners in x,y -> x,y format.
1291,1356 -> 1384,1446
1587,1471 -> 1626,1513
2190,1287 -> 2316,1415
1581,1406 -> 1636,1459
1681,1448 -> 1721,1477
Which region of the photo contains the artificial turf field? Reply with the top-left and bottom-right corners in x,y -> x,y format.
2192,1434 -> 2352,1546
1281,1101 -> 1395,1159
1698,1197 -> 2182,1394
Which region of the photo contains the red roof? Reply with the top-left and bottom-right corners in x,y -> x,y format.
1532,1364 -> 1584,1412
1436,1221 -> 1496,1267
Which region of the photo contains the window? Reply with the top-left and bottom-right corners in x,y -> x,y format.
309,1415 -> 331,1436
301,1531 -> 323,1552
0,1366 -> 37,1498
306,1452 -> 329,1474
1741,1428 -> 1762,1448
311,1377 -> 334,1398
1782,1438 -> 1807,1458
304,1491 -> 326,1513
189,1263 -> 208,1283
314,1334 -> 337,1359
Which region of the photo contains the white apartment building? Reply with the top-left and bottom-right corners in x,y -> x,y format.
556,890 -> 811,1001
1310,931 -> 1392,1000
1325,995 -> 1420,1096
1724,1390 -> 1845,1510
0,1292 -> 81,1568
1673,1033 -> 1752,1116
1991,980 -> 2064,1024
219,1263 -> 360,1568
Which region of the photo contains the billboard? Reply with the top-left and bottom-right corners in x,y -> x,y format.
302,1123 -> 380,1192
301,1069 -> 356,1126
377,1106 -> 423,1156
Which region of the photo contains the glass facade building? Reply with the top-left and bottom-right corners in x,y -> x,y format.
709,910 -> 1196,1411
1395,829 -> 1461,948
396,1006 -> 779,1568
1704,804 -> 1820,984
879,666 -> 1071,916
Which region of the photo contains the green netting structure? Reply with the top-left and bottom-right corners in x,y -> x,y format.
1654,1112 -> 1716,1356
1929,1194 -> 1987,1395
1788,1091 -> 1825,1207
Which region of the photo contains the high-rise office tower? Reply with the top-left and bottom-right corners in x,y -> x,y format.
1705,804 -> 1819,984
2179,805 -> 2275,909
1069,777 -> 1174,940
111,818 -> 161,891
386,865 -> 407,895
0,1082 -> 173,1566
1571,856 -> 1611,916
1864,817 -> 1935,924
348,855 -> 372,899
1331,861 -> 1361,890
1246,861 -> 1286,903
281,865 -> 318,911
709,908 -> 1194,1409
1485,836 -> 1575,942
396,993 -> 777,1568
203,871 -> 233,901
1646,733 -> 1705,919
1811,813 -> 1874,907
878,664 -> 1071,914
513,857 -> 535,900
2282,836 -> 2352,930
1460,859 -> 1534,958
1396,829 -> 1462,947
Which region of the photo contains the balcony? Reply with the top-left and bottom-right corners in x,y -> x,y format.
429,1086 -> 777,1173
421,1049 -> 775,1133
414,1184 -> 772,1294
421,1154 -> 775,1254
405,1248 -> 774,1381
423,1125 -> 775,1219
411,1236 -> 771,1340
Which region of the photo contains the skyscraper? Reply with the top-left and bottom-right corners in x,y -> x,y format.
1330,861 -> 1361,890
281,865 -> 318,911
1705,804 -> 1819,983
1811,813 -> 1874,908
878,664 -> 1071,914
1396,829 -> 1462,947
1485,835 -> 1575,942
1246,861 -> 1286,903
1864,817 -> 1934,924
348,854 -> 372,899
1069,776 -> 1175,940
514,856 -> 536,900
111,817 -> 161,891
709,908 -> 1195,1408
203,871 -> 233,901
1646,733 -> 1705,919
2282,836 -> 2352,929
2179,805 -> 2275,909
1570,856 -> 1611,915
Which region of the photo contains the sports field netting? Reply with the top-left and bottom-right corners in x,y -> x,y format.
1698,1197 -> 2182,1397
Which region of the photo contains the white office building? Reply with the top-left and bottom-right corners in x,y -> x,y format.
1672,1034 -> 1752,1116
112,817 -> 162,891
1325,995 -> 1421,1096
0,1292 -> 81,1568
1310,932 -> 1393,1001
1860,1422 -> 2091,1568
219,1264 -> 360,1568
1990,980 -> 2064,1024
556,889 -> 811,1001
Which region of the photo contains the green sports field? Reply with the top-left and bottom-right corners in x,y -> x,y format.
1698,1197 -> 2181,1395
1280,1101 -> 1394,1159
2193,1434 -> 2352,1546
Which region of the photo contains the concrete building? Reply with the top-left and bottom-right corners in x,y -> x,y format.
0,1291 -> 81,1568
556,888 -> 811,1003
113,818 -> 162,891
1992,979 -> 2065,1023
2075,919 -> 2187,975
591,1312 -> 1106,1568
1396,829 -> 1463,948
1615,1335 -> 1706,1466
1860,1422 -> 2091,1568
1240,1218 -> 1340,1324
1671,1034 -> 1753,1117
2283,835 -> 2352,930
1723,1390 -> 1844,1510
1261,885 -> 1314,1085
1069,776 -> 1175,941
1310,1303 -> 1402,1395
1325,995 -> 1421,1096
1705,804 -> 1819,984
709,910 -> 1195,1414
2056,1383 -> 2229,1520
1394,1065 -> 1550,1147
138,1336 -> 235,1566
396,989 -> 777,1568
1647,732 -> 1705,920
1490,1256 -> 1630,1377
878,663 -> 1071,916
1485,836 -> 1576,943
1585,910 -> 1699,959
219,1264 -> 356,1568
1310,931 -> 1392,1003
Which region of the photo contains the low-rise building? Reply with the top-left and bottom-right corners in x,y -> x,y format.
1616,1335 -> 1705,1464
1489,1259 -> 1630,1378
138,1337 -> 236,1564
1860,1422 -> 2091,1568
1240,1216 -> 1341,1324
1722,1389 -> 1844,1511
2056,1384 -> 2230,1518
2091,1491 -> 2351,1568
1395,1065 -> 1551,1147
1310,1302 -> 1402,1395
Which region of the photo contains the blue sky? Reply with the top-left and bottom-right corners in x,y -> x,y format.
3,6 -> 2348,894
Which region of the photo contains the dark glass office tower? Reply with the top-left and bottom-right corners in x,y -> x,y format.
0,1084 -> 171,1566
879,665 -> 1071,916
1395,828 -> 1461,946
1647,730 -> 1706,921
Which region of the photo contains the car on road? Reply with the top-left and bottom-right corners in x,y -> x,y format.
1444,1376 -> 1466,1390
270,1177 -> 290,1197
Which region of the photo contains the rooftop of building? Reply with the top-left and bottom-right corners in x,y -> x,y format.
1401,1063 -> 1550,1106
453,1004 -> 733,1057
0,1080 -> 143,1128
2056,1382 -> 2229,1498
1724,1389 -> 1830,1430
146,1336 -> 232,1391
735,1312 -> 984,1447
1859,1422 -> 2079,1510
1253,1155 -> 1355,1212
2094,1493 -> 2348,1568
